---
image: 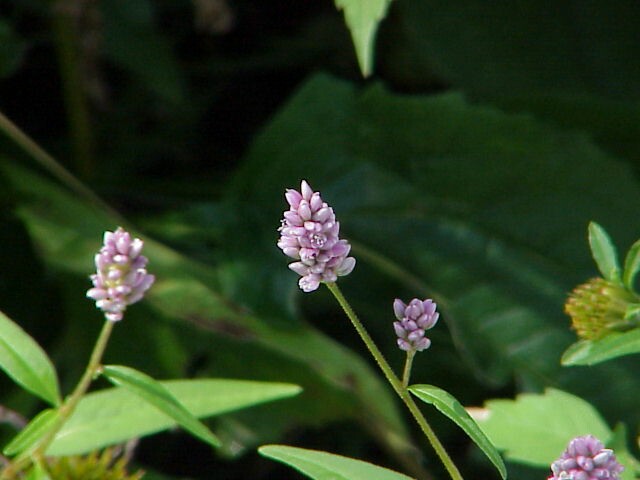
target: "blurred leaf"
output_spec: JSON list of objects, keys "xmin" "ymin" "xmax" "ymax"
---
[
  {"xmin": 101, "ymin": 365, "xmax": 220, "ymax": 448},
  {"xmin": 100, "ymin": 0, "xmax": 185, "ymax": 103},
  {"xmin": 3, "ymin": 408, "xmax": 58, "ymax": 456},
  {"xmin": 623, "ymin": 239, "xmax": 640, "ymax": 291},
  {"xmin": 588, "ymin": 222, "xmax": 621, "ymax": 283},
  {"xmin": 334, "ymin": 0, "xmax": 391, "ymax": 76},
  {"xmin": 0, "ymin": 20, "xmax": 26, "ymax": 78},
  {"xmin": 561, "ymin": 329, "xmax": 640, "ymax": 366},
  {"xmin": 408, "ymin": 384, "xmax": 506, "ymax": 479},
  {"xmin": 48, "ymin": 379, "xmax": 301, "ymax": 456},
  {"xmin": 0, "ymin": 310, "xmax": 61, "ymax": 406},
  {"xmin": 476, "ymin": 389, "xmax": 611, "ymax": 466},
  {"xmin": 1, "ymin": 161, "xmax": 414, "ymax": 467},
  {"xmin": 227, "ymin": 73, "xmax": 640, "ymax": 428},
  {"xmin": 382, "ymin": 0, "xmax": 640, "ymax": 100},
  {"xmin": 609, "ymin": 424, "xmax": 640, "ymax": 480},
  {"xmin": 25, "ymin": 462, "xmax": 51, "ymax": 480},
  {"xmin": 259, "ymin": 445, "xmax": 413, "ymax": 480}
]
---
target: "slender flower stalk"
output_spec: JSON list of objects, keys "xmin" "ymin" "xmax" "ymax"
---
[
  {"xmin": 326, "ymin": 283, "xmax": 464, "ymax": 480},
  {"xmin": 1, "ymin": 228, "xmax": 154, "ymax": 479},
  {"xmin": 401, "ymin": 349, "xmax": 416, "ymax": 389}
]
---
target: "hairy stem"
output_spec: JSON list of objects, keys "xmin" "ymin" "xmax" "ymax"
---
[{"xmin": 326, "ymin": 282, "xmax": 463, "ymax": 480}]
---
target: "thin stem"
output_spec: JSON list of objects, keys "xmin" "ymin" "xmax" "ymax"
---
[
  {"xmin": 51, "ymin": 1, "xmax": 95, "ymax": 179},
  {"xmin": 326, "ymin": 282, "xmax": 463, "ymax": 480},
  {"xmin": 0, "ymin": 110, "xmax": 123, "ymax": 222},
  {"xmin": 402, "ymin": 350, "xmax": 416, "ymax": 389},
  {"xmin": 1, "ymin": 320, "xmax": 115, "ymax": 478}
]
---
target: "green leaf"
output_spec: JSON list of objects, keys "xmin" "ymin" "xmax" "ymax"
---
[
  {"xmin": 2, "ymin": 161, "xmax": 413, "ymax": 468},
  {"xmin": 623, "ymin": 239, "xmax": 640, "ymax": 291},
  {"xmin": 48, "ymin": 379, "xmax": 301, "ymax": 456},
  {"xmin": 588, "ymin": 222, "xmax": 621, "ymax": 282},
  {"xmin": 624, "ymin": 304, "xmax": 640, "ymax": 321},
  {"xmin": 25, "ymin": 462, "xmax": 51, "ymax": 480},
  {"xmin": 101, "ymin": 365, "xmax": 220, "ymax": 448},
  {"xmin": 0, "ymin": 310, "xmax": 61, "ymax": 406},
  {"xmin": 609, "ymin": 424, "xmax": 640, "ymax": 480},
  {"xmin": 258, "ymin": 445, "xmax": 413, "ymax": 480},
  {"xmin": 3, "ymin": 408, "xmax": 59, "ymax": 456},
  {"xmin": 561, "ymin": 329, "xmax": 640, "ymax": 366},
  {"xmin": 408, "ymin": 384, "xmax": 506, "ymax": 479},
  {"xmin": 334, "ymin": 0, "xmax": 391, "ymax": 76},
  {"xmin": 0, "ymin": 20, "xmax": 26, "ymax": 78},
  {"xmin": 476, "ymin": 388, "xmax": 611, "ymax": 466}
]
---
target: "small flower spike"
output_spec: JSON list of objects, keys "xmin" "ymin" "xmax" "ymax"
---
[
  {"xmin": 393, "ymin": 298, "xmax": 439, "ymax": 352},
  {"xmin": 549, "ymin": 435, "xmax": 624, "ymax": 480},
  {"xmin": 277, "ymin": 180, "xmax": 355, "ymax": 292},
  {"xmin": 87, "ymin": 227, "xmax": 155, "ymax": 321}
]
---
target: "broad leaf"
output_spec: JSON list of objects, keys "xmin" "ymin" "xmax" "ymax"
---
[
  {"xmin": 2, "ymin": 161, "xmax": 413, "ymax": 469},
  {"xmin": 47, "ymin": 379, "xmax": 301, "ymax": 456},
  {"xmin": 334, "ymin": 0, "xmax": 391, "ymax": 76},
  {"xmin": 0, "ymin": 310, "xmax": 60, "ymax": 406},
  {"xmin": 588, "ymin": 222, "xmax": 621, "ymax": 283},
  {"xmin": 259, "ymin": 445, "xmax": 413, "ymax": 480},
  {"xmin": 476, "ymin": 389, "xmax": 611, "ymax": 466},
  {"xmin": 623, "ymin": 239, "xmax": 640, "ymax": 291},
  {"xmin": 561, "ymin": 329, "xmax": 640, "ymax": 366},
  {"xmin": 101, "ymin": 365, "xmax": 220, "ymax": 448},
  {"xmin": 609, "ymin": 424, "xmax": 640, "ymax": 480},
  {"xmin": 3, "ymin": 408, "xmax": 59, "ymax": 456},
  {"xmin": 408, "ymin": 384, "xmax": 506, "ymax": 479},
  {"xmin": 228, "ymin": 73, "xmax": 640, "ymax": 427}
]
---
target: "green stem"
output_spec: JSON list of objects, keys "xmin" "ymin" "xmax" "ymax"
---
[
  {"xmin": 402, "ymin": 350, "xmax": 416, "ymax": 389},
  {"xmin": 51, "ymin": 1, "xmax": 95, "ymax": 179},
  {"xmin": 1, "ymin": 320, "xmax": 115, "ymax": 478},
  {"xmin": 326, "ymin": 282, "xmax": 463, "ymax": 480},
  {"xmin": 0, "ymin": 110, "xmax": 123, "ymax": 222}
]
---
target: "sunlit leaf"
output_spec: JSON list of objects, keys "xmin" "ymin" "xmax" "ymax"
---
[
  {"xmin": 3, "ymin": 408, "xmax": 59, "ymax": 456},
  {"xmin": 408, "ymin": 384, "xmax": 506, "ymax": 479},
  {"xmin": 259, "ymin": 445, "xmax": 413, "ymax": 480},
  {"xmin": 0, "ymin": 310, "xmax": 60, "ymax": 406},
  {"xmin": 561, "ymin": 329, "xmax": 640, "ymax": 366},
  {"xmin": 476, "ymin": 389, "xmax": 611, "ymax": 466},
  {"xmin": 101, "ymin": 365, "xmax": 220, "ymax": 448},
  {"xmin": 48, "ymin": 379, "xmax": 301, "ymax": 456}
]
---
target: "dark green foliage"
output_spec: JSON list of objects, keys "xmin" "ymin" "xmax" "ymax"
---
[{"xmin": 0, "ymin": 1, "xmax": 639, "ymax": 479}]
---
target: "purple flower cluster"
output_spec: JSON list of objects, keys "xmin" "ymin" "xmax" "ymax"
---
[
  {"xmin": 549, "ymin": 435, "xmax": 624, "ymax": 480},
  {"xmin": 277, "ymin": 180, "xmax": 355, "ymax": 292},
  {"xmin": 87, "ymin": 227, "xmax": 155, "ymax": 322},
  {"xmin": 393, "ymin": 298, "xmax": 439, "ymax": 352}
]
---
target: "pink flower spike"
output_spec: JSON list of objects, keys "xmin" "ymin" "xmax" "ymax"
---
[
  {"xmin": 277, "ymin": 180, "xmax": 355, "ymax": 292},
  {"xmin": 393, "ymin": 298, "xmax": 439, "ymax": 352},
  {"xmin": 87, "ymin": 227, "xmax": 155, "ymax": 322},
  {"xmin": 549, "ymin": 435, "xmax": 623, "ymax": 480}
]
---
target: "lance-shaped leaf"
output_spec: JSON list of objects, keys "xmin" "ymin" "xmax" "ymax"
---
[
  {"xmin": 48, "ymin": 378, "xmax": 301, "ymax": 456},
  {"xmin": 0, "ymin": 310, "xmax": 61, "ymax": 406},
  {"xmin": 623, "ymin": 239, "xmax": 640, "ymax": 291},
  {"xmin": 101, "ymin": 365, "xmax": 220, "ymax": 448},
  {"xmin": 475, "ymin": 388, "xmax": 611, "ymax": 466},
  {"xmin": 334, "ymin": 0, "xmax": 391, "ymax": 76},
  {"xmin": 588, "ymin": 222, "xmax": 621, "ymax": 283},
  {"xmin": 408, "ymin": 384, "xmax": 506, "ymax": 479},
  {"xmin": 3, "ymin": 408, "xmax": 59, "ymax": 456},
  {"xmin": 561, "ymin": 329, "xmax": 640, "ymax": 366},
  {"xmin": 259, "ymin": 445, "xmax": 413, "ymax": 480}
]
